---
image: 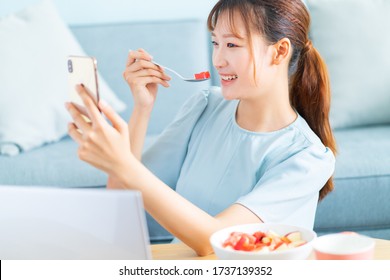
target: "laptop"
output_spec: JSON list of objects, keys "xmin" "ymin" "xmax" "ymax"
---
[{"xmin": 0, "ymin": 186, "xmax": 152, "ymax": 260}]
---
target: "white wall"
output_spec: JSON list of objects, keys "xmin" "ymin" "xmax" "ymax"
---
[{"xmin": 0, "ymin": 0, "xmax": 218, "ymax": 25}]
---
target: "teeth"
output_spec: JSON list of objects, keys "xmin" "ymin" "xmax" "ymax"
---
[{"xmin": 221, "ymin": 75, "xmax": 238, "ymax": 81}]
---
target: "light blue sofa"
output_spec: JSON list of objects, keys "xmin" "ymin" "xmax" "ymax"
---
[{"xmin": 1, "ymin": 17, "xmax": 390, "ymax": 242}]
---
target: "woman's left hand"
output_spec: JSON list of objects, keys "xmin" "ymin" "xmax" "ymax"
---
[{"xmin": 65, "ymin": 84, "xmax": 134, "ymax": 179}]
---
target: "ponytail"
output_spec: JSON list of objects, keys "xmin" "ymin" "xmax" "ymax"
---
[{"xmin": 290, "ymin": 40, "xmax": 337, "ymax": 200}]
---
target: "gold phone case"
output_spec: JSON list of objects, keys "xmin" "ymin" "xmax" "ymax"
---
[{"xmin": 67, "ymin": 55, "xmax": 100, "ymax": 109}]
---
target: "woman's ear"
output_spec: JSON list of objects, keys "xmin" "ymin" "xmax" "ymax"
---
[{"xmin": 272, "ymin": 38, "xmax": 291, "ymax": 65}]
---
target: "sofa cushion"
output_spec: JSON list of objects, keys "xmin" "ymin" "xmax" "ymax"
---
[
  {"xmin": 0, "ymin": 136, "xmax": 107, "ymax": 187},
  {"xmin": 0, "ymin": 0, "xmax": 126, "ymax": 156},
  {"xmin": 307, "ymin": 0, "xmax": 390, "ymax": 129},
  {"xmin": 0, "ymin": 134, "xmax": 159, "ymax": 186},
  {"xmin": 314, "ymin": 126, "xmax": 390, "ymax": 239}
]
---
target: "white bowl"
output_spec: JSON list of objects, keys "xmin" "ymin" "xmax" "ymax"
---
[{"xmin": 210, "ymin": 223, "xmax": 317, "ymax": 260}]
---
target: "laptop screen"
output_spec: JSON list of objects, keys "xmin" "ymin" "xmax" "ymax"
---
[{"xmin": 0, "ymin": 186, "xmax": 151, "ymax": 260}]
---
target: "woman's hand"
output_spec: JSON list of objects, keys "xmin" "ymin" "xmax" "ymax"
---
[
  {"xmin": 66, "ymin": 84, "xmax": 135, "ymax": 179},
  {"xmin": 123, "ymin": 49, "xmax": 171, "ymax": 111}
]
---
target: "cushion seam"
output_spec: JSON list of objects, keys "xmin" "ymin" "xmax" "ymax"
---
[{"xmin": 335, "ymin": 174, "xmax": 390, "ymax": 180}]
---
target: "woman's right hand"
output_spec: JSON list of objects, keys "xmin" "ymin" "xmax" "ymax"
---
[{"xmin": 123, "ymin": 49, "xmax": 171, "ymax": 111}]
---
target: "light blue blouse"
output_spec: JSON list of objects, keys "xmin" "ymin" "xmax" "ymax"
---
[{"xmin": 142, "ymin": 87, "xmax": 335, "ymax": 229}]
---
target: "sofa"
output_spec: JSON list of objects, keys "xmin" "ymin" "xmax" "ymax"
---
[{"xmin": 1, "ymin": 0, "xmax": 390, "ymax": 243}]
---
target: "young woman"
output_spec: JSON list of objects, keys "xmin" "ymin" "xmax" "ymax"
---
[{"xmin": 66, "ymin": 0, "xmax": 336, "ymax": 256}]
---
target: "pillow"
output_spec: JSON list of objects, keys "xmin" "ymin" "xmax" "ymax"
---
[
  {"xmin": 307, "ymin": 0, "xmax": 390, "ymax": 129},
  {"xmin": 0, "ymin": 0, "xmax": 126, "ymax": 156}
]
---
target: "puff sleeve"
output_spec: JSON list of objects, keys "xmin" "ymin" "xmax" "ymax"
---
[{"xmin": 236, "ymin": 144, "xmax": 335, "ymax": 229}]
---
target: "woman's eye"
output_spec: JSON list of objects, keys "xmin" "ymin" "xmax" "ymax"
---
[
  {"xmin": 227, "ymin": 43, "xmax": 237, "ymax": 48},
  {"xmin": 211, "ymin": 40, "xmax": 218, "ymax": 46}
]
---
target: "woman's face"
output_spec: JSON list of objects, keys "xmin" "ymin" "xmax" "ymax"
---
[{"xmin": 211, "ymin": 11, "xmax": 274, "ymax": 101}]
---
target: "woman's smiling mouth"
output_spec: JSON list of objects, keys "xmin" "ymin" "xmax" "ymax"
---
[{"xmin": 220, "ymin": 74, "xmax": 238, "ymax": 81}]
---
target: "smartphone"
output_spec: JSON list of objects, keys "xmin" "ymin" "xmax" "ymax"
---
[{"xmin": 67, "ymin": 55, "xmax": 100, "ymax": 113}]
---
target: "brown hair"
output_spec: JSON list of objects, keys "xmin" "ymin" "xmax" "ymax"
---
[{"xmin": 207, "ymin": 0, "xmax": 337, "ymax": 200}]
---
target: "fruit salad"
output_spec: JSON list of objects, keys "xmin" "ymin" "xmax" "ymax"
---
[
  {"xmin": 222, "ymin": 230, "xmax": 307, "ymax": 252},
  {"xmin": 194, "ymin": 71, "xmax": 210, "ymax": 80}
]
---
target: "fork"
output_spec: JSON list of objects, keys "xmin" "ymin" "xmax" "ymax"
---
[{"xmin": 152, "ymin": 61, "xmax": 210, "ymax": 82}]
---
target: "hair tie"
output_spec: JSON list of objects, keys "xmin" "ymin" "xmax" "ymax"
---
[{"xmin": 301, "ymin": 40, "xmax": 312, "ymax": 55}]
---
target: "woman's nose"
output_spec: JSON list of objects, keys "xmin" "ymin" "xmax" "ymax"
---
[{"xmin": 213, "ymin": 50, "xmax": 228, "ymax": 69}]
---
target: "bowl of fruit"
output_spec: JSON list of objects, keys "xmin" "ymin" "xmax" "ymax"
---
[{"xmin": 210, "ymin": 223, "xmax": 317, "ymax": 260}]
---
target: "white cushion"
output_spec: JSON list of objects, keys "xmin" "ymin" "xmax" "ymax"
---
[
  {"xmin": 307, "ymin": 0, "xmax": 390, "ymax": 129},
  {"xmin": 0, "ymin": 0, "xmax": 126, "ymax": 156}
]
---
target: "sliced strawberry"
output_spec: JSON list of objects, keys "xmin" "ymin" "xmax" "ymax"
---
[
  {"xmin": 222, "ymin": 232, "xmax": 243, "ymax": 247},
  {"xmin": 194, "ymin": 71, "xmax": 210, "ymax": 80},
  {"xmin": 253, "ymin": 231, "xmax": 266, "ymax": 243},
  {"xmin": 194, "ymin": 72, "xmax": 203, "ymax": 79},
  {"xmin": 234, "ymin": 234, "xmax": 256, "ymax": 251}
]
